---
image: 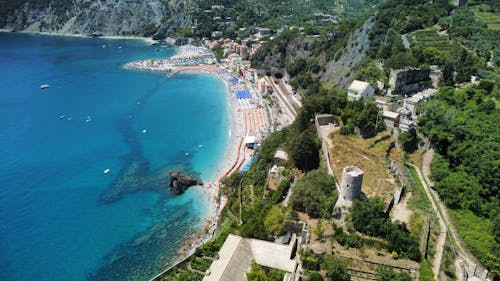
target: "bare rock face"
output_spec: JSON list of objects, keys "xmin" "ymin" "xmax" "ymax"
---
[
  {"xmin": 168, "ymin": 172, "xmax": 202, "ymax": 195},
  {"xmin": 1, "ymin": 0, "xmax": 194, "ymax": 37}
]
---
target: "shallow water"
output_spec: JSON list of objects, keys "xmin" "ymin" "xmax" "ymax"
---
[{"xmin": 0, "ymin": 33, "xmax": 229, "ymax": 281}]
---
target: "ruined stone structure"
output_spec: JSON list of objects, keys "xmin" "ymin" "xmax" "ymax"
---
[
  {"xmin": 387, "ymin": 69, "xmax": 432, "ymax": 96},
  {"xmin": 335, "ymin": 166, "xmax": 364, "ymax": 209}
]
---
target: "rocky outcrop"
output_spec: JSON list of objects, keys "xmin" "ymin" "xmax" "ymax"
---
[
  {"xmin": 168, "ymin": 172, "xmax": 202, "ymax": 195},
  {"xmin": 0, "ymin": 0, "xmax": 194, "ymax": 37},
  {"xmin": 321, "ymin": 16, "xmax": 375, "ymax": 88}
]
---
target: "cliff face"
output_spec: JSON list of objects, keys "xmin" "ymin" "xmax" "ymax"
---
[{"xmin": 1, "ymin": 0, "xmax": 194, "ymax": 37}]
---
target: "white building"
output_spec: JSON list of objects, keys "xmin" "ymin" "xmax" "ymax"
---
[
  {"xmin": 347, "ymin": 80, "xmax": 375, "ymax": 101},
  {"xmin": 203, "ymin": 234, "xmax": 298, "ymax": 281}
]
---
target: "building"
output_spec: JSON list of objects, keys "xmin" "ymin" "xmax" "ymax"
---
[
  {"xmin": 245, "ymin": 136, "xmax": 256, "ymax": 149},
  {"xmin": 315, "ymin": 114, "xmax": 336, "ymax": 127},
  {"xmin": 274, "ymin": 149, "xmax": 289, "ymax": 165},
  {"xmin": 382, "ymin": 111, "xmax": 400, "ymax": 128},
  {"xmin": 387, "ymin": 69, "xmax": 432, "ymax": 96},
  {"xmin": 314, "ymin": 13, "xmax": 339, "ymax": 25},
  {"xmin": 335, "ymin": 166, "xmax": 364, "ymax": 209},
  {"xmin": 347, "ymin": 80, "xmax": 375, "ymax": 101},
  {"xmin": 203, "ymin": 234, "xmax": 299, "ymax": 281},
  {"xmin": 405, "ymin": 88, "xmax": 436, "ymax": 117},
  {"xmin": 211, "ymin": 31, "xmax": 223, "ymax": 39}
]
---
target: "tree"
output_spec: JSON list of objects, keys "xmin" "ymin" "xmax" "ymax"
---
[
  {"xmin": 264, "ymin": 205, "xmax": 286, "ymax": 236},
  {"xmin": 307, "ymin": 271, "xmax": 325, "ymax": 281},
  {"xmin": 321, "ymin": 257, "xmax": 350, "ymax": 281},
  {"xmin": 289, "ymin": 128, "xmax": 320, "ymax": 172},
  {"xmin": 290, "ymin": 169, "xmax": 336, "ymax": 218},
  {"xmin": 247, "ymin": 261, "xmax": 267, "ymax": 281},
  {"xmin": 398, "ymin": 130, "xmax": 417, "ymax": 152}
]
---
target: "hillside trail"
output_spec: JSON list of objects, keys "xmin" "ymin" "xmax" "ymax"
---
[{"xmin": 420, "ymin": 149, "xmax": 488, "ymax": 281}]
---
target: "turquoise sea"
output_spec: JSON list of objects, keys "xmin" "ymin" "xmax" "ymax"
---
[{"xmin": 0, "ymin": 33, "xmax": 229, "ymax": 281}]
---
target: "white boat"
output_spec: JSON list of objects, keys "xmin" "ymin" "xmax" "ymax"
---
[
  {"xmin": 85, "ymin": 116, "xmax": 92, "ymax": 122},
  {"xmin": 40, "ymin": 84, "xmax": 50, "ymax": 89},
  {"xmin": 104, "ymin": 169, "xmax": 110, "ymax": 174},
  {"xmin": 142, "ymin": 129, "xmax": 148, "ymax": 134}
]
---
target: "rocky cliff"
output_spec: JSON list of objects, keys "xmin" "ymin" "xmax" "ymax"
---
[{"xmin": 0, "ymin": 0, "xmax": 194, "ymax": 37}]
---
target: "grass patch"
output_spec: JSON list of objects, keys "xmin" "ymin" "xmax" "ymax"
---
[
  {"xmin": 419, "ymin": 259, "xmax": 436, "ymax": 281},
  {"xmin": 406, "ymin": 166, "xmax": 433, "ymax": 244},
  {"xmin": 470, "ymin": 4, "xmax": 500, "ymax": 30},
  {"xmin": 410, "ymin": 28, "xmax": 455, "ymax": 51},
  {"xmin": 328, "ymin": 131, "xmax": 398, "ymax": 202}
]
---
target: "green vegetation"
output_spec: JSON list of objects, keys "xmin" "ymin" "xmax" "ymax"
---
[
  {"xmin": 349, "ymin": 198, "xmax": 421, "ymax": 261},
  {"xmin": 301, "ymin": 251, "xmax": 350, "ymax": 281},
  {"xmin": 419, "ymin": 82, "xmax": 499, "ymax": 277},
  {"xmin": 419, "ymin": 259, "xmax": 436, "ymax": 281},
  {"xmin": 290, "ymin": 169, "xmax": 337, "ymax": 218},
  {"xmin": 376, "ymin": 266, "xmax": 411, "ymax": 281},
  {"xmin": 247, "ymin": 261, "xmax": 285, "ymax": 281}
]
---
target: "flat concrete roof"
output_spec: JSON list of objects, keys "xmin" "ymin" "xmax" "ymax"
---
[
  {"xmin": 203, "ymin": 234, "xmax": 297, "ymax": 281},
  {"xmin": 383, "ymin": 110, "xmax": 400, "ymax": 119},
  {"xmin": 348, "ymin": 80, "xmax": 371, "ymax": 93}
]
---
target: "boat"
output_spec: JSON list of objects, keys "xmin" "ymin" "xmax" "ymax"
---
[
  {"xmin": 85, "ymin": 116, "xmax": 92, "ymax": 122},
  {"xmin": 185, "ymin": 152, "xmax": 189, "ymax": 156},
  {"xmin": 66, "ymin": 117, "xmax": 73, "ymax": 121},
  {"xmin": 104, "ymin": 169, "xmax": 110, "ymax": 174},
  {"xmin": 142, "ymin": 129, "xmax": 148, "ymax": 134},
  {"xmin": 59, "ymin": 115, "xmax": 66, "ymax": 119},
  {"xmin": 40, "ymin": 84, "xmax": 49, "ymax": 89}
]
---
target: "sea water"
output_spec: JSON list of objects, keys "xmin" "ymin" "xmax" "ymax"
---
[{"xmin": 0, "ymin": 33, "xmax": 229, "ymax": 281}]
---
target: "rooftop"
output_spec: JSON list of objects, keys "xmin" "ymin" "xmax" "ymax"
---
[
  {"xmin": 348, "ymin": 80, "xmax": 371, "ymax": 93},
  {"xmin": 274, "ymin": 149, "xmax": 289, "ymax": 161},
  {"xmin": 203, "ymin": 234, "xmax": 297, "ymax": 281}
]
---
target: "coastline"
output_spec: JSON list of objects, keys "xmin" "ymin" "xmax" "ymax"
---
[
  {"xmin": 159, "ymin": 65, "xmax": 246, "ymax": 271},
  {"xmin": 0, "ymin": 29, "xmax": 158, "ymax": 45}
]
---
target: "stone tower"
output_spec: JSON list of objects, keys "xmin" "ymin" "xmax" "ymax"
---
[{"xmin": 335, "ymin": 166, "xmax": 364, "ymax": 209}]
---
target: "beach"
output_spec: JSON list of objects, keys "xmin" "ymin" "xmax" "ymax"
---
[
  {"xmin": 0, "ymin": 33, "xmax": 232, "ymax": 281},
  {"xmin": 133, "ymin": 46, "xmax": 272, "ymax": 275},
  {"xmin": 159, "ymin": 63, "xmax": 270, "ymax": 271}
]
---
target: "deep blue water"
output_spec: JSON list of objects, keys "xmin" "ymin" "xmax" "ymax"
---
[{"xmin": 0, "ymin": 33, "xmax": 229, "ymax": 281}]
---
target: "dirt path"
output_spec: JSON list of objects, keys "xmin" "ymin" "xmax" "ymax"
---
[
  {"xmin": 410, "ymin": 161, "xmax": 448, "ymax": 279},
  {"xmin": 418, "ymin": 149, "xmax": 488, "ymax": 280}
]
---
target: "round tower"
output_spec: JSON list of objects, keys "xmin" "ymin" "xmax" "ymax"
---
[{"xmin": 335, "ymin": 166, "xmax": 364, "ymax": 210}]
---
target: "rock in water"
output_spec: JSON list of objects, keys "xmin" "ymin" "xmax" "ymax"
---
[{"xmin": 168, "ymin": 172, "xmax": 202, "ymax": 195}]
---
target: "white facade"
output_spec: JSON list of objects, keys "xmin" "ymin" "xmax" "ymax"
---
[{"xmin": 347, "ymin": 80, "xmax": 375, "ymax": 101}]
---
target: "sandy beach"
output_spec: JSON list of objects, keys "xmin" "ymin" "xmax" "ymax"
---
[{"xmin": 153, "ymin": 63, "xmax": 271, "ymax": 275}]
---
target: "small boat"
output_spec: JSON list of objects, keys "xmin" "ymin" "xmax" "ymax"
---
[
  {"xmin": 185, "ymin": 152, "xmax": 189, "ymax": 156},
  {"xmin": 118, "ymin": 46, "xmax": 122, "ymax": 49},
  {"xmin": 142, "ymin": 129, "xmax": 148, "ymax": 134},
  {"xmin": 85, "ymin": 116, "xmax": 92, "ymax": 122},
  {"xmin": 104, "ymin": 169, "xmax": 110, "ymax": 174},
  {"xmin": 66, "ymin": 117, "xmax": 73, "ymax": 121},
  {"xmin": 40, "ymin": 84, "xmax": 50, "ymax": 89},
  {"xmin": 198, "ymin": 144, "xmax": 203, "ymax": 148},
  {"xmin": 59, "ymin": 115, "xmax": 66, "ymax": 119}
]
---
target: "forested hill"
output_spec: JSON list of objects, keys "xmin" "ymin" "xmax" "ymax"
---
[{"xmin": 0, "ymin": 0, "xmax": 382, "ymax": 37}]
